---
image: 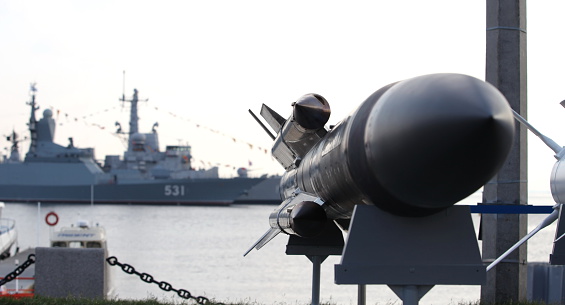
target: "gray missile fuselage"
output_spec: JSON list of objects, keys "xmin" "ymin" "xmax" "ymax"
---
[
  {"xmin": 279, "ymin": 74, "xmax": 515, "ymax": 219},
  {"xmin": 245, "ymin": 73, "xmax": 515, "ymax": 255},
  {"xmin": 551, "ymin": 159, "xmax": 565, "ymax": 205}
]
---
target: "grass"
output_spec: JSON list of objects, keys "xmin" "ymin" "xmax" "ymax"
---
[
  {"xmin": 0, "ymin": 297, "xmax": 556, "ymax": 305},
  {"xmin": 0, "ymin": 296, "xmax": 198, "ymax": 305}
]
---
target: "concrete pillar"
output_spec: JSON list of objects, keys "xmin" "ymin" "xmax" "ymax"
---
[
  {"xmin": 35, "ymin": 247, "xmax": 108, "ymax": 299},
  {"xmin": 481, "ymin": 0, "xmax": 528, "ymax": 303}
]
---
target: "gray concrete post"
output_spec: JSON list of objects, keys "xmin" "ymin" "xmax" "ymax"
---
[
  {"xmin": 34, "ymin": 247, "xmax": 107, "ymax": 299},
  {"xmin": 481, "ymin": 0, "xmax": 528, "ymax": 303}
]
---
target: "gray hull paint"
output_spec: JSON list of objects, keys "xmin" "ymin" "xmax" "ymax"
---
[
  {"xmin": 1, "ymin": 87, "xmax": 282, "ymax": 206},
  {"xmin": 0, "ymin": 178, "xmax": 277, "ymax": 205},
  {"xmin": 234, "ymin": 176, "xmax": 281, "ymax": 204}
]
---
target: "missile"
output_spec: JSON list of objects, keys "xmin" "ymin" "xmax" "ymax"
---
[
  {"xmin": 484, "ymin": 107, "xmax": 565, "ymax": 270},
  {"xmin": 510, "ymin": 108, "xmax": 565, "ymax": 204},
  {"xmin": 245, "ymin": 73, "xmax": 515, "ymax": 256}
]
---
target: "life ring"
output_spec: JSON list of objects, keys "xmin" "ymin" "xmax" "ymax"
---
[{"xmin": 45, "ymin": 212, "xmax": 59, "ymax": 226}]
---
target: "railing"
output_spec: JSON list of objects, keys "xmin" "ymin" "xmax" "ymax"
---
[
  {"xmin": 0, "ymin": 287, "xmax": 34, "ymax": 298},
  {"xmin": 0, "ymin": 219, "xmax": 15, "ymax": 234},
  {"xmin": 0, "ymin": 277, "xmax": 34, "ymax": 298}
]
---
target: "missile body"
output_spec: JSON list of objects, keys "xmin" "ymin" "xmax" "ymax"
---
[
  {"xmin": 245, "ymin": 73, "xmax": 515, "ymax": 255},
  {"xmin": 551, "ymin": 159, "xmax": 565, "ymax": 205}
]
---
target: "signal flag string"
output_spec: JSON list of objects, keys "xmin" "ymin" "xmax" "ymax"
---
[
  {"xmin": 41, "ymin": 105, "xmax": 274, "ymax": 172},
  {"xmin": 48, "ymin": 104, "xmax": 271, "ymax": 155}
]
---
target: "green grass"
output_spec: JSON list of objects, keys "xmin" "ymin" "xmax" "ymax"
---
[
  {"xmin": 0, "ymin": 296, "xmax": 205, "ymax": 305},
  {"xmin": 0, "ymin": 297, "xmax": 556, "ymax": 305}
]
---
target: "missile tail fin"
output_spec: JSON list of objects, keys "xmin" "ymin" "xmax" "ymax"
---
[
  {"xmin": 243, "ymin": 228, "xmax": 281, "ymax": 256},
  {"xmin": 512, "ymin": 109, "xmax": 562, "ymax": 156},
  {"xmin": 260, "ymin": 104, "xmax": 286, "ymax": 133},
  {"xmin": 487, "ymin": 208, "xmax": 560, "ymax": 271},
  {"xmin": 249, "ymin": 109, "xmax": 275, "ymax": 140}
]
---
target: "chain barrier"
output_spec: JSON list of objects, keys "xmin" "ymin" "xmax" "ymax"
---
[
  {"xmin": 0, "ymin": 254, "xmax": 36, "ymax": 287},
  {"xmin": 107, "ymin": 256, "xmax": 224, "ymax": 305}
]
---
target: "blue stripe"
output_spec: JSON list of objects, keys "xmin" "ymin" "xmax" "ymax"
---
[{"xmin": 468, "ymin": 205, "xmax": 554, "ymax": 214}]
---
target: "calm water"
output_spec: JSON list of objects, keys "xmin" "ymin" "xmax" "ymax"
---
[{"xmin": 1, "ymin": 192, "xmax": 559, "ymax": 305}]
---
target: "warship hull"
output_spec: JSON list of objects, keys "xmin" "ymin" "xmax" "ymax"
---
[
  {"xmin": 0, "ymin": 85, "xmax": 281, "ymax": 206},
  {"xmin": 0, "ymin": 177, "xmax": 280, "ymax": 205}
]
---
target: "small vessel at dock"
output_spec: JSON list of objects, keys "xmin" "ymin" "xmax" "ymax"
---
[
  {"xmin": 47, "ymin": 214, "xmax": 114, "ymax": 298},
  {"xmin": 0, "ymin": 203, "xmax": 17, "ymax": 260},
  {"xmin": 50, "ymin": 220, "xmax": 107, "ymax": 250},
  {"xmin": 0, "ymin": 203, "xmax": 29, "ymax": 298},
  {"xmin": 0, "ymin": 248, "xmax": 34, "ymax": 298}
]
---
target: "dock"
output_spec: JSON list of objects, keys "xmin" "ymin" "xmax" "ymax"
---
[{"xmin": 0, "ymin": 248, "xmax": 35, "ymax": 296}]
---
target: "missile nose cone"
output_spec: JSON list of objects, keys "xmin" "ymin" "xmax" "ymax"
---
[
  {"xmin": 293, "ymin": 94, "xmax": 331, "ymax": 130},
  {"xmin": 366, "ymin": 73, "xmax": 515, "ymax": 213},
  {"xmin": 290, "ymin": 201, "xmax": 328, "ymax": 238}
]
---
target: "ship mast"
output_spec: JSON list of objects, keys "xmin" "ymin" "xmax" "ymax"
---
[
  {"xmin": 27, "ymin": 83, "xmax": 39, "ymax": 156},
  {"xmin": 6, "ymin": 130, "xmax": 22, "ymax": 162},
  {"xmin": 120, "ymin": 88, "xmax": 148, "ymax": 152},
  {"xmin": 118, "ymin": 72, "xmax": 149, "ymax": 152},
  {"xmin": 129, "ymin": 89, "xmax": 139, "ymax": 136}
]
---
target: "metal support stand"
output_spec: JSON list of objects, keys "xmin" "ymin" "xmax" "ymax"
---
[
  {"xmin": 286, "ymin": 221, "xmax": 344, "ymax": 305},
  {"xmin": 335, "ymin": 205, "xmax": 485, "ymax": 305},
  {"xmin": 388, "ymin": 285, "xmax": 434, "ymax": 305},
  {"xmin": 551, "ymin": 205, "xmax": 565, "ymax": 265},
  {"xmin": 358, "ymin": 284, "xmax": 366, "ymax": 305},
  {"xmin": 307, "ymin": 255, "xmax": 326, "ymax": 305}
]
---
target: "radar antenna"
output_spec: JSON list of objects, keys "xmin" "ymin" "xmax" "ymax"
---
[
  {"xmin": 5, "ymin": 129, "xmax": 27, "ymax": 162},
  {"xmin": 121, "ymin": 70, "xmax": 126, "ymax": 104},
  {"xmin": 26, "ymin": 83, "xmax": 39, "ymax": 156}
]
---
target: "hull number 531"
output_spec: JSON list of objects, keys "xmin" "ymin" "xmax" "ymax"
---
[{"xmin": 164, "ymin": 185, "xmax": 185, "ymax": 196}]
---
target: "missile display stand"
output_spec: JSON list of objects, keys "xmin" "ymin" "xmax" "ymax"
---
[
  {"xmin": 335, "ymin": 205, "xmax": 486, "ymax": 305},
  {"xmin": 285, "ymin": 221, "xmax": 344, "ymax": 305},
  {"xmin": 551, "ymin": 205, "xmax": 565, "ymax": 265}
]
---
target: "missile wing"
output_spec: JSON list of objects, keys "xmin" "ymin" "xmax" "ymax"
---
[
  {"xmin": 244, "ymin": 191, "xmax": 326, "ymax": 256},
  {"xmin": 245, "ymin": 73, "xmax": 515, "ymax": 255},
  {"xmin": 486, "ymin": 108, "xmax": 565, "ymax": 269}
]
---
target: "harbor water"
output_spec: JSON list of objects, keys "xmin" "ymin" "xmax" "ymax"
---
[{"xmin": 1, "ymin": 192, "xmax": 559, "ymax": 305}]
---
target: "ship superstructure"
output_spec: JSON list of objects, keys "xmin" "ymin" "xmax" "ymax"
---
[{"xmin": 0, "ymin": 85, "xmax": 279, "ymax": 205}]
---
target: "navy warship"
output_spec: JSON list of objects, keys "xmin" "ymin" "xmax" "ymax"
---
[{"xmin": 0, "ymin": 85, "xmax": 280, "ymax": 205}]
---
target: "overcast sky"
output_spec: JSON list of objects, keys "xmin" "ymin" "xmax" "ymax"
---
[{"xmin": 1, "ymin": 0, "xmax": 564, "ymax": 198}]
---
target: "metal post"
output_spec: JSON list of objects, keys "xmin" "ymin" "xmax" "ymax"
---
[
  {"xmin": 358, "ymin": 284, "xmax": 366, "ymax": 305},
  {"xmin": 285, "ymin": 223, "xmax": 343, "ymax": 305},
  {"xmin": 36, "ymin": 202, "xmax": 41, "ymax": 247},
  {"xmin": 403, "ymin": 285, "xmax": 419, "ymax": 305},
  {"xmin": 14, "ymin": 259, "xmax": 19, "ymax": 293},
  {"xmin": 310, "ymin": 255, "xmax": 321, "ymax": 305}
]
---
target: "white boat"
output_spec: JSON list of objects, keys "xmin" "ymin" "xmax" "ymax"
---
[
  {"xmin": 50, "ymin": 220, "xmax": 107, "ymax": 250},
  {"xmin": 0, "ymin": 203, "xmax": 18, "ymax": 260},
  {"xmin": 49, "ymin": 217, "xmax": 113, "ymax": 297}
]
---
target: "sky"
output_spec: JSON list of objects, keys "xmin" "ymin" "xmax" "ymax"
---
[{"xmin": 1, "ymin": 0, "xmax": 565, "ymax": 198}]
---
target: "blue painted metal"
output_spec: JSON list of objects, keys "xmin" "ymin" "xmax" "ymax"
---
[{"xmin": 468, "ymin": 205, "xmax": 553, "ymax": 214}]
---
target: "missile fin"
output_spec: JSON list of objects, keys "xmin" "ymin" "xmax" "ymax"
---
[
  {"xmin": 243, "ymin": 228, "xmax": 281, "ymax": 256},
  {"xmin": 244, "ymin": 191, "xmax": 325, "ymax": 256},
  {"xmin": 260, "ymin": 104, "xmax": 286, "ymax": 133},
  {"xmin": 249, "ymin": 109, "xmax": 275, "ymax": 140},
  {"xmin": 512, "ymin": 109, "xmax": 563, "ymax": 157},
  {"xmin": 487, "ymin": 207, "xmax": 560, "ymax": 271}
]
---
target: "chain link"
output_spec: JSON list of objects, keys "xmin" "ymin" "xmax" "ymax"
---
[
  {"xmin": 107, "ymin": 256, "xmax": 224, "ymax": 305},
  {"xmin": 0, "ymin": 254, "xmax": 36, "ymax": 287}
]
